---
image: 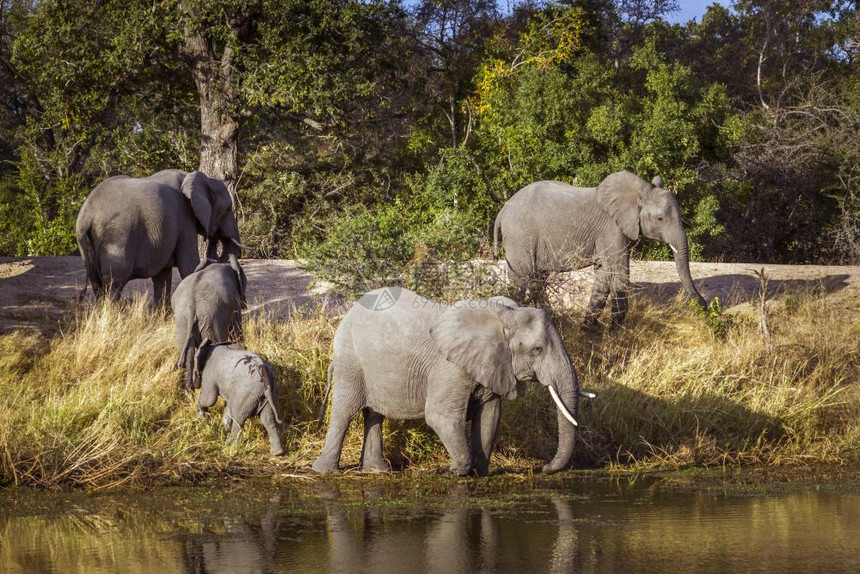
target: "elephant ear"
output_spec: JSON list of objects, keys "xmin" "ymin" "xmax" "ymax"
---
[
  {"xmin": 181, "ymin": 172, "xmax": 232, "ymax": 238},
  {"xmin": 429, "ymin": 307, "xmax": 517, "ymax": 399},
  {"xmin": 596, "ymin": 170, "xmax": 648, "ymax": 241}
]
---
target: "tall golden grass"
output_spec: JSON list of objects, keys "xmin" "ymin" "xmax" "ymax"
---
[{"xmin": 0, "ymin": 286, "xmax": 857, "ymax": 489}]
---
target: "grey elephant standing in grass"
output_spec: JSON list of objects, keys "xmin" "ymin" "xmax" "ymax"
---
[
  {"xmin": 312, "ymin": 287, "xmax": 584, "ymax": 476},
  {"xmin": 172, "ymin": 254, "xmax": 247, "ymax": 389},
  {"xmin": 75, "ymin": 169, "xmax": 245, "ymax": 306},
  {"xmin": 494, "ymin": 170, "xmax": 708, "ymax": 327},
  {"xmin": 194, "ymin": 339, "xmax": 285, "ymax": 456}
]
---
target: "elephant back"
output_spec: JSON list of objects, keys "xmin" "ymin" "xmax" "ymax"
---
[{"xmin": 500, "ymin": 181, "xmax": 603, "ymax": 270}]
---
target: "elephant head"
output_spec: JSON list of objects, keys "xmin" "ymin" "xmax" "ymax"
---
[
  {"xmin": 596, "ymin": 171, "xmax": 708, "ymax": 308},
  {"xmin": 181, "ymin": 171, "xmax": 244, "ymax": 261},
  {"xmin": 430, "ymin": 299, "xmax": 580, "ymax": 474}
]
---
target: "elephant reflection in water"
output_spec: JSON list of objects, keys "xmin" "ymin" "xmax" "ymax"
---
[
  {"xmin": 548, "ymin": 494, "xmax": 578, "ymax": 574},
  {"xmin": 325, "ymin": 505, "xmax": 499, "ymax": 574},
  {"xmin": 323, "ymin": 494, "xmax": 581, "ymax": 573},
  {"xmin": 175, "ymin": 492, "xmax": 584, "ymax": 572},
  {"xmin": 180, "ymin": 495, "xmax": 282, "ymax": 574}
]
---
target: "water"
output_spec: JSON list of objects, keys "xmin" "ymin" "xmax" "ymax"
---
[{"xmin": 2, "ymin": 478, "xmax": 859, "ymax": 573}]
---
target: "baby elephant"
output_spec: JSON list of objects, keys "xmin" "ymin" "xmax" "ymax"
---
[
  {"xmin": 173, "ymin": 253, "xmax": 247, "ymax": 389},
  {"xmin": 194, "ymin": 339, "xmax": 285, "ymax": 456}
]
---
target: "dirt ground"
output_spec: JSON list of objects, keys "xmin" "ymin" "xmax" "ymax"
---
[{"xmin": 1, "ymin": 256, "xmax": 858, "ymax": 334}]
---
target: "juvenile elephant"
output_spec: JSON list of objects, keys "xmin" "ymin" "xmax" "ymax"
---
[
  {"xmin": 194, "ymin": 339, "xmax": 285, "ymax": 456},
  {"xmin": 312, "ymin": 287, "xmax": 583, "ymax": 476},
  {"xmin": 172, "ymin": 254, "xmax": 247, "ymax": 389},
  {"xmin": 494, "ymin": 170, "xmax": 708, "ymax": 326},
  {"xmin": 75, "ymin": 169, "xmax": 245, "ymax": 306}
]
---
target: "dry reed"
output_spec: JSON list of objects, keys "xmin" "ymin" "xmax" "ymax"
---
[{"xmin": 0, "ymin": 286, "xmax": 857, "ymax": 489}]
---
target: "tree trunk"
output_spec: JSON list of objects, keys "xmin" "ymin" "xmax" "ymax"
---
[{"xmin": 180, "ymin": 3, "xmax": 246, "ymax": 200}]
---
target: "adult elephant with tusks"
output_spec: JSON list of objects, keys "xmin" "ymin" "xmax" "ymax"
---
[
  {"xmin": 494, "ymin": 170, "xmax": 708, "ymax": 327},
  {"xmin": 75, "ymin": 169, "xmax": 247, "ymax": 306},
  {"xmin": 313, "ymin": 288, "xmax": 594, "ymax": 476}
]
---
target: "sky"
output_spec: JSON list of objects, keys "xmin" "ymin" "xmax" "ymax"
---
[
  {"xmin": 665, "ymin": 1, "xmax": 726, "ymax": 24},
  {"xmin": 401, "ymin": 1, "xmax": 729, "ymax": 25}
]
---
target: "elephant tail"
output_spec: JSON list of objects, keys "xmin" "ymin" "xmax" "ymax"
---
[
  {"xmin": 77, "ymin": 226, "xmax": 103, "ymax": 301},
  {"xmin": 262, "ymin": 364, "xmax": 284, "ymax": 426},
  {"xmin": 178, "ymin": 323, "xmax": 200, "ymax": 389},
  {"xmin": 493, "ymin": 213, "xmax": 502, "ymax": 259},
  {"xmin": 317, "ymin": 363, "xmax": 333, "ymax": 428}
]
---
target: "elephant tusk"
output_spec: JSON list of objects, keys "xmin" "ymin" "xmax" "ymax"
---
[
  {"xmin": 229, "ymin": 237, "xmax": 252, "ymax": 250},
  {"xmin": 549, "ymin": 385, "xmax": 578, "ymax": 427},
  {"xmin": 668, "ymin": 243, "xmax": 679, "ymax": 254},
  {"xmin": 579, "ymin": 390, "xmax": 597, "ymax": 399}
]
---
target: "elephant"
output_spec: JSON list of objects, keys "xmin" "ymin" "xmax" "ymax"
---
[
  {"xmin": 172, "ymin": 254, "xmax": 247, "ymax": 390},
  {"xmin": 312, "ymin": 287, "xmax": 584, "ymax": 476},
  {"xmin": 194, "ymin": 339, "xmax": 285, "ymax": 456},
  {"xmin": 75, "ymin": 169, "xmax": 245, "ymax": 306},
  {"xmin": 493, "ymin": 170, "xmax": 708, "ymax": 327}
]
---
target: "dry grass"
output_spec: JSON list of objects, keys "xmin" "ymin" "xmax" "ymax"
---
[{"xmin": 0, "ymin": 286, "xmax": 857, "ymax": 490}]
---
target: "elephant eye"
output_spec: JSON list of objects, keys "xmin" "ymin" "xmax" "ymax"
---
[{"xmin": 531, "ymin": 346, "xmax": 543, "ymax": 356}]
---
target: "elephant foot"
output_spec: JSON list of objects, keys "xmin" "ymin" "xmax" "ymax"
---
[
  {"xmin": 472, "ymin": 461, "xmax": 490, "ymax": 477},
  {"xmin": 359, "ymin": 459, "xmax": 391, "ymax": 473},
  {"xmin": 312, "ymin": 457, "xmax": 339, "ymax": 474},
  {"xmin": 541, "ymin": 460, "xmax": 570, "ymax": 475},
  {"xmin": 270, "ymin": 445, "xmax": 286, "ymax": 456},
  {"xmin": 440, "ymin": 464, "xmax": 472, "ymax": 477}
]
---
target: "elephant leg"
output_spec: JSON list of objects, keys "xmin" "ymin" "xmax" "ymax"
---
[
  {"xmin": 470, "ymin": 397, "xmax": 501, "ymax": 477},
  {"xmin": 426, "ymin": 414, "xmax": 471, "ymax": 476},
  {"xmin": 504, "ymin": 254, "xmax": 535, "ymax": 303},
  {"xmin": 184, "ymin": 349, "xmax": 197, "ymax": 390},
  {"xmin": 104, "ymin": 278, "xmax": 127, "ymax": 302},
  {"xmin": 526, "ymin": 271, "xmax": 551, "ymax": 307},
  {"xmin": 359, "ymin": 408, "xmax": 389, "ymax": 472},
  {"xmin": 260, "ymin": 404, "xmax": 285, "ymax": 456},
  {"xmin": 609, "ymin": 256, "xmax": 631, "ymax": 328},
  {"xmin": 609, "ymin": 281, "xmax": 629, "ymax": 328},
  {"xmin": 152, "ymin": 267, "xmax": 173, "ymax": 308},
  {"xmin": 425, "ymin": 381, "xmax": 471, "ymax": 475},
  {"xmin": 226, "ymin": 417, "xmax": 244, "ymax": 444},
  {"xmin": 584, "ymin": 265, "xmax": 611, "ymax": 327},
  {"xmin": 197, "ymin": 384, "xmax": 219, "ymax": 417},
  {"xmin": 312, "ymin": 366, "xmax": 364, "ymax": 474},
  {"xmin": 507, "ymin": 266, "xmax": 529, "ymax": 302},
  {"xmin": 222, "ymin": 408, "xmax": 233, "ymax": 431},
  {"xmin": 179, "ymin": 332, "xmax": 199, "ymax": 390}
]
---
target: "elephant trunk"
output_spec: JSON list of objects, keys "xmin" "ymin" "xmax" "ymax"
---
[
  {"xmin": 668, "ymin": 230, "xmax": 707, "ymax": 309},
  {"xmin": 541, "ymin": 346, "xmax": 579, "ymax": 474}
]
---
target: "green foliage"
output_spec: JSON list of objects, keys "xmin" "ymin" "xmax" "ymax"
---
[
  {"xmin": 2, "ymin": 0, "xmax": 192, "ymax": 255},
  {"xmin": 0, "ymin": 0, "xmax": 856, "ymax": 267},
  {"xmin": 241, "ymin": 0, "xmax": 403, "ymax": 126},
  {"xmin": 301, "ymin": 202, "xmax": 412, "ymax": 294},
  {"xmin": 299, "ymin": 146, "xmax": 502, "ymax": 298},
  {"xmin": 693, "ymin": 296, "xmax": 732, "ymax": 339}
]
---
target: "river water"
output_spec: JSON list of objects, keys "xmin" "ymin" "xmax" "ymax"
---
[{"xmin": 2, "ymin": 477, "xmax": 859, "ymax": 573}]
